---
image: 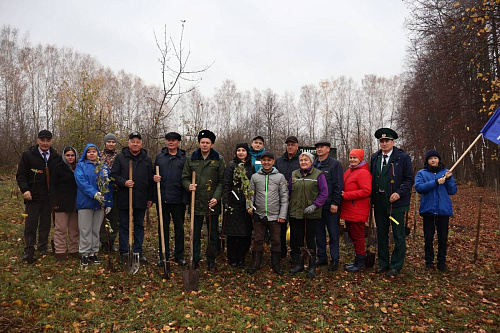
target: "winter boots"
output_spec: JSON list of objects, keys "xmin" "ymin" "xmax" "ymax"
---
[
  {"xmin": 290, "ymin": 257, "xmax": 305, "ymax": 274},
  {"xmin": 247, "ymin": 251, "xmax": 263, "ymax": 274},
  {"xmin": 306, "ymin": 255, "xmax": 317, "ymax": 278},
  {"xmin": 345, "ymin": 255, "xmax": 365, "ymax": 273},
  {"xmin": 271, "ymin": 252, "xmax": 283, "ymax": 275}
]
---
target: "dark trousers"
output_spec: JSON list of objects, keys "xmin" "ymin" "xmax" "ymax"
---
[
  {"xmin": 24, "ymin": 200, "xmax": 52, "ymax": 254},
  {"xmin": 193, "ymin": 214, "xmax": 219, "ymax": 264},
  {"xmin": 157, "ymin": 203, "xmax": 186, "ymax": 260},
  {"xmin": 423, "ymin": 214, "xmax": 449, "ymax": 265},
  {"xmin": 290, "ymin": 217, "xmax": 318, "ymax": 254},
  {"xmin": 227, "ymin": 235, "xmax": 251, "ymax": 264},
  {"xmin": 253, "ymin": 217, "xmax": 281, "ymax": 252},
  {"xmin": 99, "ymin": 197, "xmax": 119, "ymax": 246},
  {"xmin": 118, "ymin": 208, "xmax": 146, "ymax": 253},
  {"xmin": 374, "ymin": 207, "xmax": 406, "ymax": 270},
  {"xmin": 345, "ymin": 221, "xmax": 366, "ymax": 256},
  {"xmin": 315, "ymin": 210, "xmax": 340, "ymax": 262}
]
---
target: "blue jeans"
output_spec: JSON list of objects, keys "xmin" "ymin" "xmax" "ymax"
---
[
  {"xmin": 315, "ymin": 209, "xmax": 339, "ymax": 262},
  {"xmin": 119, "ymin": 208, "xmax": 146, "ymax": 254}
]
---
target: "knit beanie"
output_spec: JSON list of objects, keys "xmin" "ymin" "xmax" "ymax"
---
[
  {"xmin": 349, "ymin": 149, "xmax": 364, "ymax": 161},
  {"xmin": 425, "ymin": 149, "xmax": 441, "ymax": 162},
  {"xmin": 300, "ymin": 152, "xmax": 315, "ymax": 163},
  {"xmin": 104, "ymin": 133, "xmax": 117, "ymax": 144},
  {"xmin": 235, "ymin": 142, "xmax": 250, "ymax": 153}
]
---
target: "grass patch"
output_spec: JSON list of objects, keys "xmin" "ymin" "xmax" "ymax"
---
[{"xmin": 0, "ymin": 174, "xmax": 498, "ymax": 331}]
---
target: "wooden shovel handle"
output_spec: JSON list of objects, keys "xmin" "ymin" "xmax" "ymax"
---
[
  {"xmin": 156, "ymin": 166, "xmax": 166, "ymax": 254},
  {"xmin": 190, "ymin": 171, "xmax": 196, "ymax": 265},
  {"xmin": 129, "ymin": 160, "xmax": 133, "ymax": 246}
]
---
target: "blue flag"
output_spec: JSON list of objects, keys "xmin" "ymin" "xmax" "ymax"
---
[{"xmin": 480, "ymin": 107, "xmax": 500, "ymax": 145}]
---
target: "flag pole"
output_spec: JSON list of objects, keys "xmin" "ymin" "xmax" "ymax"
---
[{"xmin": 448, "ymin": 133, "xmax": 483, "ymax": 173}]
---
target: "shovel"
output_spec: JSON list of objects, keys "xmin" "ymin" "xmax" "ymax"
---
[
  {"xmin": 156, "ymin": 166, "xmax": 170, "ymax": 279},
  {"xmin": 365, "ymin": 206, "xmax": 377, "ymax": 268},
  {"xmin": 124, "ymin": 160, "xmax": 140, "ymax": 275},
  {"xmin": 183, "ymin": 171, "xmax": 199, "ymax": 291}
]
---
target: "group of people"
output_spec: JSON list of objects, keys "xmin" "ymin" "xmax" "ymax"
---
[{"xmin": 16, "ymin": 127, "xmax": 457, "ymax": 277}]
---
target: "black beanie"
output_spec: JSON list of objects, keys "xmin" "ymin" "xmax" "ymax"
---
[
  {"xmin": 425, "ymin": 149, "xmax": 441, "ymax": 162},
  {"xmin": 235, "ymin": 142, "xmax": 249, "ymax": 153}
]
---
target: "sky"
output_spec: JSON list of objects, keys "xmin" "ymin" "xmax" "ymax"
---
[{"xmin": 0, "ymin": 0, "xmax": 411, "ymax": 97}]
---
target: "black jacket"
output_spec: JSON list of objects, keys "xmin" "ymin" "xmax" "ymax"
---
[
  {"xmin": 154, "ymin": 147, "xmax": 188, "ymax": 205},
  {"xmin": 275, "ymin": 150, "xmax": 301, "ymax": 182},
  {"xmin": 16, "ymin": 146, "xmax": 60, "ymax": 201},
  {"xmin": 111, "ymin": 147, "xmax": 154, "ymax": 210},
  {"xmin": 370, "ymin": 147, "xmax": 414, "ymax": 208},
  {"xmin": 49, "ymin": 159, "xmax": 77, "ymax": 212},
  {"xmin": 222, "ymin": 159, "xmax": 255, "ymax": 237},
  {"xmin": 314, "ymin": 156, "xmax": 344, "ymax": 207}
]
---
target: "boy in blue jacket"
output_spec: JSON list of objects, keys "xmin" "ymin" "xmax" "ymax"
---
[{"xmin": 415, "ymin": 149, "xmax": 457, "ymax": 272}]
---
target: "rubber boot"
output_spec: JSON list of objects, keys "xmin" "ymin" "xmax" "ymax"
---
[
  {"xmin": 345, "ymin": 255, "xmax": 365, "ymax": 273},
  {"xmin": 247, "ymin": 251, "xmax": 263, "ymax": 274},
  {"xmin": 271, "ymin": 252, "xmax": 283, "ymax": 275},
  {"xmin": 307, "ymin": 255, "xmax": 317, "ymax": 278},
  {"xmin": 344, "ymin": 255, "xmax": 356, "ymax": 268},
  {"xmin": 290, "ymin": 257, "xmax": 304, "ymax": 274}
]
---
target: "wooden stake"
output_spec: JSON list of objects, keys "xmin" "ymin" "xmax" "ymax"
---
[
  {"xmin": 473, "ymin": 196, "xmax": 483, "ymax": 263},
  {"xmin": 413, "ymin": 191, "xmax": 419, "ymax": 241}
]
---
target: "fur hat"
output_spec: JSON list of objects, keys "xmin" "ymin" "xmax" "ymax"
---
[{"xmin": 197, "ymin": 130, "xmax": 216, "ymax": 143}]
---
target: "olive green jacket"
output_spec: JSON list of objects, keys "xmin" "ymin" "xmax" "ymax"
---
[{"xmin": 182, "ymin": 148, "xmax": 225, "ymax": 216}]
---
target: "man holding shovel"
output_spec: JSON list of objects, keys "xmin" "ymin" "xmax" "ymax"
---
[
  {"xmin": 111, "ymin": 132, "xmax": 154, "ymax": 265},
  {"xmin": 153, "ymin": 132, "xmax": 188, "ymax": 267},
  {"xmin": 17, "ymin": 130, "xmax": 60, "ymax": 264},
  {"xmin": 182, "ymin": 130, "xmax": 225, "ymax": 271},
  {"xmin": 370, "ymin": 128, "xmax": 413, "ymax": 276}
]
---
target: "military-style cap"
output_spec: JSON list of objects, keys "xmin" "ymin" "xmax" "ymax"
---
[
  {"xmin": 165, "ymin": 132, "xmax": 181, "ymax": 141},
  {"xmin": 197, "ymin": 130, "xmax": 216, "ymax": 143},
  {"xmin": 129, "ymin": 131, "xmax": 142, "ymax": 140},
  {"xmin": 374, "ymin": 128, "xmax": 398, "ymax": 140},
  {"xmin": 285, "ymin": 136, "xmax": 298, "ymax": 144},
  {"xmin": 314, "ymin": 139, "xmax": 331, "ymax": 147},
  {"xmin": 38, "ymin": 130, "xmax": 53, "ymax": 139}
]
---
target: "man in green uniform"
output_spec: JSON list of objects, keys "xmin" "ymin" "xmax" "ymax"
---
[
  {"xmin": 182, "ymin": 130, "xmax": 225, "ymax": 271},
  {"xmin": 370, "ymin": 128, "xmax": 413, "ymax": 276}
]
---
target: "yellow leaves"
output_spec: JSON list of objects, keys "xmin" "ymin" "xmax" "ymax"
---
[
  {"xmin": 454, "ymin": 2, "xmax": 460, "ymax": 7},
  {"xmin": 11, "ymin": 299, "xmax": 22, "ymax": 307},
  {"xmin": 380, "ymin": 307, "xmax": 388, "ymax": 314}
]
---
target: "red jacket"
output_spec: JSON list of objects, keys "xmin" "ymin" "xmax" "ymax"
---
[{"xmin": 340, "ymin": 161, "xmax": 372, "ymax": 223}]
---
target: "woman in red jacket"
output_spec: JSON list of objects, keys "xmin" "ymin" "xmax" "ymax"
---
[{"xmin": 340, "ymin": 149, "xmax": 372, "ymax": 272}]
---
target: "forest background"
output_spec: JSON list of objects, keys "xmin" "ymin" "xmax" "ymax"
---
[{"xmin": 0, "ymin": 0, "xmax": 498, "ymax": 186}]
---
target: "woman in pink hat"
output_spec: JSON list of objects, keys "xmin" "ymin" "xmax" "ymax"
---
[{"xmin": 340, "ymin": 149, "xmax": 372, "ymax": 272}]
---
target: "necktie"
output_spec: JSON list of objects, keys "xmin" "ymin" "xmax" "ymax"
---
[
  {"xmin": 42, "ymin": 152, "xmax": 48, "ymax": 163},
  {"xmin": 382, "ymin": 154, "xmax": 388, "ymax": 169}
]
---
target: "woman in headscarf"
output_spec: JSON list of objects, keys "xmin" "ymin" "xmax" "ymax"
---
[{"xmin": 50, "ymin": 146, "xmax": 79, "ymax": 261}]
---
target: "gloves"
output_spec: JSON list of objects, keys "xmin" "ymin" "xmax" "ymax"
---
[
  {"xmin": 303, "ymin": 204, "xmax": 317, "ymax": 215},
  {"xmin": 94, "ymin": 192, "xmax": 104, "ymax": 203},
  {"xmin": 105, "ymin": 207, "xmax": 112, "ymax": 214}
]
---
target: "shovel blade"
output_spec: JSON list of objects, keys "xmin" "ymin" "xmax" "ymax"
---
[
  {"xmin": 182, "ymin": 267, "xmax": 199, "ymax": 291},
  {"xmin": 123, "ymin": 248, "xmax": 140, "ymax": 275},
  {"xmin": 365, "ymin": 250, "xmax": 376, "ymax": 268}
]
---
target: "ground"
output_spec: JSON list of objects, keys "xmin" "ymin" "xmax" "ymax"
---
[{"xmin": 0, "ymin": 174, "xmax": 498, "ymax": 332}]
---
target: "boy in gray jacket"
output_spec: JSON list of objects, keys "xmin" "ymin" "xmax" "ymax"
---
[{"xmin": 247, "ymin": 151, "xmax": 289, "ymax": 275}]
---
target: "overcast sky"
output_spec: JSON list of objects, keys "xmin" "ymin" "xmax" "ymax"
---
[{"xmin": 1, "ymin": 0, "xmax": 410, "ymax": 96}]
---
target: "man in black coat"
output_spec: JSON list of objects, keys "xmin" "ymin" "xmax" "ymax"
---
[
  {"xmin": 275, "ymin": 135, "xmax": 301, "ymax": 261},
  {"xmin": 16, "ymin": 130, "xmax": 60, "ymax": 263},
  {"xmin": 111, "ymin": 132, "xmax": 154, "ymax": 263},
  {"xmin": 153, "ymin": 132, "xmax": 188, "ymax": 266},
  {"xmin": 370, "ymin": 128, "xmax": 413, "ymax": 276},
  {"xmin": 314, "ymin": 140, "xmax": 344, "ymax": 271}
]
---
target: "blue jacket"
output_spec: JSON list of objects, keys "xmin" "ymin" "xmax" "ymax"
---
[
  {"xmin": 154, "ymin": 147, "xmax": 188, "ymax": 204},
  {"xmin": 314, "ymin": 156, "xmax": 344, "ymax": 208},
  {"xmin": 75, "ymin": 144, "xmax": 112, "ymax": 210},
  {"xmin": 249, "ymin": 147, "xmax": 265, "ymax": 172},
  {"xmin": 415, "ymin": 166, "xmax": 457, "ymax": 216},
  {"xmin": 370, "ymin": 147, "xmax": 414, "ymax": 208}
]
